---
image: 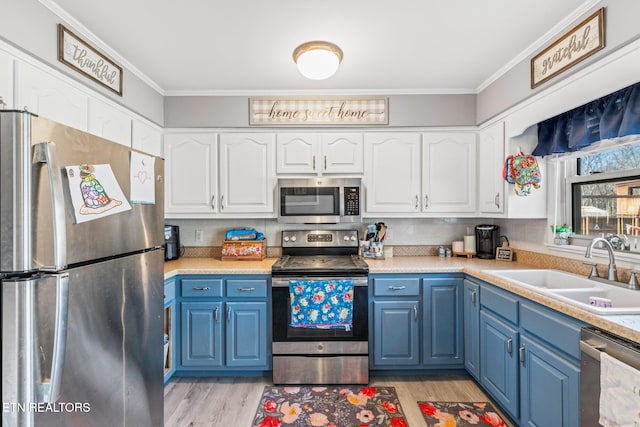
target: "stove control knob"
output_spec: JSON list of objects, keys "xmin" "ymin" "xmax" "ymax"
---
[
  {"xmin": 350, "ymin": 235, "xmax": 357, "ymax": 241},
  {"xmin": 283, "ymin": 236, "xmax": 290, "ymax": 242},
  {"xmin": 343, "ymin": 235, "xmax": 350, "ymax": 241},
  {"xmin": 317, "ymin": 344, "xmax": 324, "ymax": 351},
  {"xmin": 290, "ymin": 236, "xmax": 297, "ymax": 242}
]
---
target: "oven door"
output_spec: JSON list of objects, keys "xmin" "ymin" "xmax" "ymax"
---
[{"xmin": 271, "ymin": 277, "xmax": 368, "ymax": 345}]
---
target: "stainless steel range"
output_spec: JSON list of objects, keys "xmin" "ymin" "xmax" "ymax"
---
[{"xmin": 271, "ymin": 229, "xmax": 369, "ymax": 384}]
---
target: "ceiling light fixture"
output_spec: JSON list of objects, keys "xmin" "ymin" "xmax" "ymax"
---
[{"xmin": 293, "ymin": 41, "xmax": 343, "ymax": 80}]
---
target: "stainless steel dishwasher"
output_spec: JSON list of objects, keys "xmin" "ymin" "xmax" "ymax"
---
[{"xmin": 580, "ymin": 327, "xmax": 640, "ymax": 427}]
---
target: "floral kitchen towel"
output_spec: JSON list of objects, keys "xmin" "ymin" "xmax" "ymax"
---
[{"xmin": 289, "ymin": 280, "xmax": 354, "ymax": 329}]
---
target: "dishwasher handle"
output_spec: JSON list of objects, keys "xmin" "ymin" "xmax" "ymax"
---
[{"xmin": 580, "ymin": 339, "xmax": 606, "ymax": 361}]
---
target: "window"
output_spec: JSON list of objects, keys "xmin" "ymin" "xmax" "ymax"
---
[{"xmin": 571, "ymin": 145, "xmax": 640, "ymax": 236}]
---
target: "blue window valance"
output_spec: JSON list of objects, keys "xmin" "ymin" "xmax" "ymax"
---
[{"xmin": 533, "ymin": 81, "xmax": 640, "ymax": 156}]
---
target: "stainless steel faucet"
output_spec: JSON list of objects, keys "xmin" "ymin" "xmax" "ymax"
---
[{"xmin": 585, "ymin": 237, "xmax": 618, "ymax": 281}]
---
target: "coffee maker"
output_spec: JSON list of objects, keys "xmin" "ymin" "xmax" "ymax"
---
[
  {"xmin": 475, "ymin": 225, "xmax": 500, "ymax": 259},
  {"xmin": 164, "ymin": 225, "xmax": 181, "ymax": 261}
]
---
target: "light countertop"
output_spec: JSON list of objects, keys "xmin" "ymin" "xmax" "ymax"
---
[{"xmin": 164, "ymin": 255, "xmax": 640, "ymax": 343}]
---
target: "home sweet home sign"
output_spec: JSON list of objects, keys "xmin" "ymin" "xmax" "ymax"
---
[{"xmin": 249, "ymin": 98, "xmax": 388, "ymax": 126}]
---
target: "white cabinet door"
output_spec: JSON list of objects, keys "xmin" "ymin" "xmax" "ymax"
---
[
  {"xmin": 219, "ymin": 133, "xmax": 275, "ymax": 213},
  {"xmin": 321, "ymin": 133, "xmax": 363, "ymax": 174},
  {"xmin": 164, "ymin": 133, "xmax": 218, "ymax": 216},
  {"xmin": 0, "ymin": 48, "xmax": 13, "ymax": 108},
  {"xmin": 478, "ymin": 122, "xmax": 505, "ymax": 214},
  {"xmin": 364, "ymin": 133, "xmax": 422, "ymax": 213},
  {"xmin": 276, "ymin": 133, "xmax": 319, "ymax": 174},
  {"xmin": 422, "ymin": 132, "xmax": 477, "ymax": 213},
  {"xmin": 132, "ymin": 119, "xmax": 162, "ymax": 157},
  {"xmin": 87, "ymin": 97, "xmax": 131, "ymax": 147},
  {"xmin": 15, "ymin": 61, "xmax": 88, "ymax": 131}
]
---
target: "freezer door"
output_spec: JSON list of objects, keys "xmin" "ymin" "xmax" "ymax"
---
[
  {"xmin": 30, "ymin": 114, "xmax": 164, "ymax": 268},
  {"xmin": 16, "ymin": 249, "xmax": 163, "ymax": 427}
]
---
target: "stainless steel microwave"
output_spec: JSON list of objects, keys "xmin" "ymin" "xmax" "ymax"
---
[{"xmin": 277, "ymin": 178, "xmax": 362, "ymax": 224}]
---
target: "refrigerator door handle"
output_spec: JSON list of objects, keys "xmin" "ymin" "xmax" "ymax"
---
[
  {"xmin": 37, "ymin": 273, "xmax": 69, "ymax": 403},
  {"xmin": 33, "ymin": 141, "xmax": 68, "ymax": 271}
]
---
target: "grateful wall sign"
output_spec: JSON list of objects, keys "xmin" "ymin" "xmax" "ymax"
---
[
  {"xmin": 249, "ymin": 98, "xmax": 388, "ymax": 126},
  {"xmin": 530, "ymin": 8, "xmax": 605, "ymax": 89},
  {"xmin": 58, "ymin": 24, "xmax": 123, "ymax": 96}
]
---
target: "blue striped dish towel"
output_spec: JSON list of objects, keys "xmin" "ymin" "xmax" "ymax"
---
[{"xmin": 289, "ymin": 279, "xmax": 354, "ymax": 330}]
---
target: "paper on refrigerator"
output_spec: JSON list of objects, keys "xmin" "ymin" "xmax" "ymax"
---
[
  {"xmin": 129, "ymin": 151, "xmax": 156, "ymax": 204},
  {"xmin": 65, "ymin": 164, "xmax": 132, "ymax": 223}
]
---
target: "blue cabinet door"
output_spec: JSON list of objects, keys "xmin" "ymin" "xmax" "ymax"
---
[
  {"xmin": 423, "ymin": 278, "xmax": 463, "ymax": 365},
  {"xmin": 480, "ymin": 310, "xmax": 519, "ymax": 420},
  {"xmin": 463, "ymin": 279, "xmax": 480, "ymax": 379},
  {"xmin": 520, "ymin": 336, "xmax": 580, "ymax": 427},
  {"xmin": 372, "ymin": 300, "xmax": 420, "ymax": 366},
  {"xmin": 181, "ymin": 301, "xmax": 223, "ymax": 367},
  {"xmin": 225, "ymin": 302, "xmax": 269, "ymax": 368}
]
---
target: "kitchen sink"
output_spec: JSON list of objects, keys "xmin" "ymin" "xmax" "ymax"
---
[
  {"xmin": 484, "ymin": 269, "xmax": 640, "ymax": 315},
  {"xmin": 484, "ymin": 269, "xmax": 597, "ymax": 289}
]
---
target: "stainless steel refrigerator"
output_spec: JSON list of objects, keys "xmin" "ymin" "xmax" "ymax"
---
[{"xmin": 1, "ymin": 111, "xmax": 164, "ymax": 427}]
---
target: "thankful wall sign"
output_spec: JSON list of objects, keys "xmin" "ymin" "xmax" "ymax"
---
[
  {"xmin": 58, "ymin": 24, "xmax": 123, "ymax": 96},
  {"xmin": 249, "ymin": 98, "xmax": 388, "ymax": 126}
]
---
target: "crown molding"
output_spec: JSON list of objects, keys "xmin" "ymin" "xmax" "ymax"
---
[
  {"xmin": 476, "ymin": 0, "xmax": 602, "ymax": 92},
  {"xmin": 39, "ymin": 0, "xmax": 165, "ymax": 95},
  {"xmin": 163, "ymin": 88, "xmax": 477, "ymax": 97}
]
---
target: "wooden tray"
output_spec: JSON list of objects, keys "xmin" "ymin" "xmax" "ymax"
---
[{"xmin": 452, "ymin": 251, "xmax": 476, "ymax": 259}]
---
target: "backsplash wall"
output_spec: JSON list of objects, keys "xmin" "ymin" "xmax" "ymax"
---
[{"xmin": 166, "ymin": 217, "xmax": 499, "ymax": 248}]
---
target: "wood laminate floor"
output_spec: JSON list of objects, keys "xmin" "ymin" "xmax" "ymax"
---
[{"xmin": 164, "ymin": 375, "xmax": 514, "ymax": 426}]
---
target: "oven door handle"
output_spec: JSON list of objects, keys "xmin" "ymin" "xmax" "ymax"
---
[{"xmin": 272, "ymin": 278, "xmax": 369, "ymax": 287}]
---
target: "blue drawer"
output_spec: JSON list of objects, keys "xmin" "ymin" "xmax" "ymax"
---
[
  {"xmin": 181, "ymin": 278, "xmax": 223, "ymax": 298},
  {"xmin": 481, "ymin": 285, "xmax": 519, "ymax": 324},
  {"xmin": 520, "ymin": 302, "xmax": 584, "ymax": 361},
  {"xmin": 164, "ymin": 280, "xmax": 176, "ymax": 304},
  {"xmin": 226, "ymin": 279, "xmax": 268, "ymax": 298},
  {"xmin": 372, "ymin": 278, "xmax": 420, "ymax": 297}
]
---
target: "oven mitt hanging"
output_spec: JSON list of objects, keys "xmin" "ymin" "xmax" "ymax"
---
[{"xmin": 503, "ymin": 152, "xmax": 541, "ymax": 196}]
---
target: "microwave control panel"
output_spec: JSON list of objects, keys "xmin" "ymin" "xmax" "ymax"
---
[{"xmin": 344, "ymin": 187, "xmax": 360, "ymax": 216}]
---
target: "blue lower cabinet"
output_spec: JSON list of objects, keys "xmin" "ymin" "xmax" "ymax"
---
[
  {"xmin": 423, "ymin": 278, "xmax": 463, "ymax": 365},
  {"xmin": 463, "ymin": 279, "xmax": 480, "ymax": 379},
  {"xmin": 175, "ymin": 275, "xmax": 271, "ymax": 374},
  {"xmin": 225, "ymin": 302, "xmax": 268, "ymax": 368},
  {"xmin": 181, "ymin": 301, "xmax": 224, "ymax": 367},
  {"xmin": 372, "ymin": 300, "xmax": 420, "ymax": 366},
  {"xmin": 520, "ymin": 336, "xmax": 580, "ymax": 427},
  {"xmin": 480, "ymin": 310, "xmax": 519, "ymax": 420}
]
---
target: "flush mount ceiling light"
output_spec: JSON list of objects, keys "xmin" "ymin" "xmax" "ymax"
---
[{"xmin": 293, "ymin": 41, "xmax": 343, "ymax": 80}]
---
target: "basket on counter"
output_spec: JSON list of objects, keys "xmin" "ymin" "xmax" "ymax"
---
[{"xmin": 221, "ymin": 239, "xmax": 266, "ymax": 260}]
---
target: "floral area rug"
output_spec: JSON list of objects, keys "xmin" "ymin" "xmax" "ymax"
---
[
  {"xmin": 252, "ymin": 386, "xmax": 409, "ymax": 427},
  {"xmin": 418, "ymin": 401, "xmax": 508, "ymax": 427}
]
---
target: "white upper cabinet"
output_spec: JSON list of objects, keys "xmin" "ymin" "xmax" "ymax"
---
[
  {"xmin": 87, "ymin": 97, "xmax": 132, "ymax": 147},
  {"xmin": 478, "ymin": 122, "xmax": 505, "ymax": 215},
  {"xmin": 219, "ymin": 133, "xmax": 275, "ymax": 213},
  {"xmin": 276, "ymin": 133, "xmax": 319, "ymax": 174},
  {"xmin": 422, "ymin": 132, "xmax": 477, "ymax": 213},
  {"xmin": 322, "ymin": 133, "xmax": 364, "ymax": 174},
  {"xmin": 364, "ymin": 133, "xmax": 422, "ymax": 213},
  {"xmin": 164, "ymin": 133, "xmax": 218, "ymax": 216},
  {"xmin": 132, "ymin": 119, "xmax": 162, "ymax": 157},
  {"xmin": 0, "ymin": 49, "xmax": 13, "ymax": 108},
  {"xmin": 15, "ymin": 61, "xmax": 88, "ymax": 131},
  {"xmin": 276, "ymin": 133, "xmax": 363, "ymax": 175}
]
